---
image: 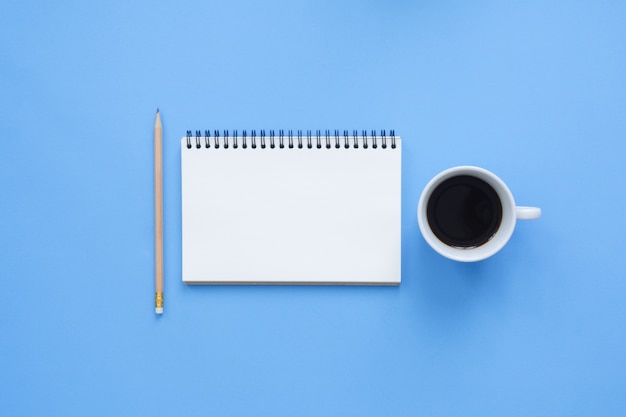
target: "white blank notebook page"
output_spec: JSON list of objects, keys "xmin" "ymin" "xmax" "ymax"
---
[{"xmin": 181, "ymin": 135, "xmax": 401, "ymax": 284}]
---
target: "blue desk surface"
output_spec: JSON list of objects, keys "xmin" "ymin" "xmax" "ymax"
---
[{"xmin": 2, "ymin": 1, "xmax": 625, "ymax": 416}]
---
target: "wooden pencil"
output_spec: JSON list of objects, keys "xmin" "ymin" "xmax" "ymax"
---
[{"xmin": 154, "ymin": 109, "xmax": 164, "ymax": 314}]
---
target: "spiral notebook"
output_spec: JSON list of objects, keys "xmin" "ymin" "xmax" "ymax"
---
[{"xmin": 181, "ymin": 129, "xmax": 402, "ymax": 285}]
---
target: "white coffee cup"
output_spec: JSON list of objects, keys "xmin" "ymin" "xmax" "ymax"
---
[{"xmin": 417, "ymin": 166, "xmax": 541, "ymax": 262}]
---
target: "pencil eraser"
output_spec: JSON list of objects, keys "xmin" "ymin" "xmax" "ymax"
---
[{"xmin": 155, "ymin": 307, "xmax": 163, "ymax": 315}]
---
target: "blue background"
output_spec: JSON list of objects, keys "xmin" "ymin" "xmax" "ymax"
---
[{"xmin": 1, "ymin": 0, "xmax": 625, "ymax": 416}]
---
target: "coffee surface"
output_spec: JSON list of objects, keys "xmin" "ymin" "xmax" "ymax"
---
[{"xmin": 427, "ymin": 175, "xmax": 502, "ymax": 247}]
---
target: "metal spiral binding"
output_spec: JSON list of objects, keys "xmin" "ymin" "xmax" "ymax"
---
[
  {"xmin": 352, "ymin": 130, "xmax": 358, "ymax": 148},
  {"xmin": 186, "ymin": 129, "xmax": 397, "ymax": 149}
]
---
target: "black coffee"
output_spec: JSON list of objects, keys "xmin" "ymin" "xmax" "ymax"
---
[{"xmin": 427, "ymin": 175, "xmax": 502, "ymax": 248}]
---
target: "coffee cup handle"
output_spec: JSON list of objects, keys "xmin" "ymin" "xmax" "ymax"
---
[{"xmin": 516, "ymin": 206, "xmax": 541, "ymax": 220}]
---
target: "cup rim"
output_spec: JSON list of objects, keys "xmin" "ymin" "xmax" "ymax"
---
[{"xmin": 417, "ymin": 166, "xmax": 517, "ymax": 262}]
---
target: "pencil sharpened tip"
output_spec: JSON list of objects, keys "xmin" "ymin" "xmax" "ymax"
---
[{"xmin": 156, "ymin": 108, "xmax": 159, "ymax": 113}]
